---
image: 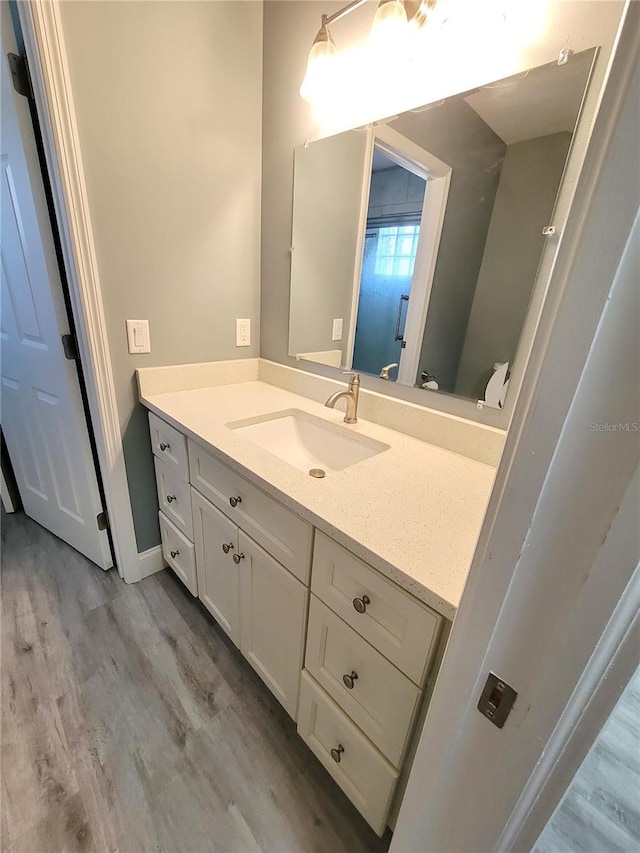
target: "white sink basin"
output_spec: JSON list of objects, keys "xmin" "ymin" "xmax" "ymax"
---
[{"xmin": 227, "ymin": 409, "xmax": 389, "ymax": 475}]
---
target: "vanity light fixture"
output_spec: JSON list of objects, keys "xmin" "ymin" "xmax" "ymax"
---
[{"xmin": 300, "ymin": 0, "xmax": 439, "ymax": 104}]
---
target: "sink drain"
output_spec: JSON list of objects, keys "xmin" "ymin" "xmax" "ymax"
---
[{"xmin": 309, "ymin": 468, "xmax": 326, "ymax": 479}]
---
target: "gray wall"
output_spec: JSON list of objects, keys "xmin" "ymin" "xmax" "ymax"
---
[
  {"xmin": 455, "ymin": 132, "xmax": 572, "ymax": 399},
  {"xmin": 389, "ymin": 104, "xmax": 506, "ymax": 394},
  {"xmin": 60, "ymin": 0, "xmax": 263, "ymax": 552}
]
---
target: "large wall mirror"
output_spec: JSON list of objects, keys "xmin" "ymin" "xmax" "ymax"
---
[{"xmin": 288, "ymin": 48, "xmax": 597, "ymax": 411}]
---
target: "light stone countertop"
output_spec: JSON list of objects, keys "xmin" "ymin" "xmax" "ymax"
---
[{"xmin": 140, "ymin": 378, "xmax": 497, "ymax": 620}]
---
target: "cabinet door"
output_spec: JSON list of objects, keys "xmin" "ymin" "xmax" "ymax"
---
[
  {"xmin": 298, "ymin": 672, "xmax": 398, "ymax": 836},
  {"xmin": 154, "ymin": 457, "xmax": 193, "ymax": 539},
  {"xmin": 239, "ymin": 531, "xmax": 308, "ymax": 720},
  {"xmin": 192, "ymin": 489, "xmax": 240, "ymax": 646},
  {"xmin": 159, "ymin": 511, "xmax": 197, "ymax": 597},
  {"xmin": 305, "ymin": 596, "xmax": 420, "ymax": 768},
  {"xmin": 149, "ymin": 412, "xmax": 188, "ymax": 477},
  {"xmin": 188, "ymin": 441, "xmax": 313, "ymax": 583}
]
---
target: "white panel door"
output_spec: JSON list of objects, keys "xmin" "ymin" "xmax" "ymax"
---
[
  {"xmin": 239, "ymin": 531, "xmax": 308, "ymax": 720},
  {"xmin": 0, "ymin": 15, "xmax": 111, "ymax": 569}
]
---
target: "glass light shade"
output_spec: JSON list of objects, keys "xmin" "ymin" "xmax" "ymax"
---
[
  {"xmin": 300, "ymin": 30, "xmax": 336, "ymax": 104},
  {"xmin": 408, "ymin": 0, "xmax": 444, "ymax": 62},
  {"xmin": 408, "ymin": 0, "xmax": 432, "ymax": 33},
  {"xmin": 369, "ymin": 0, "xmax": 409, "ymax": 53}
]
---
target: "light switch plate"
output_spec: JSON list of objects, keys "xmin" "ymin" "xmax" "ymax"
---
[
  {"xmin": 236, "ymin": 319, "xmax": 251, "ymax": 347},
  {"xmin": 332, "ymin": 318, "xmax": 343, "ymax": 341},
  {"xmin": 126, "ymin": 319, "xmax": 150, "ymax": 354}
]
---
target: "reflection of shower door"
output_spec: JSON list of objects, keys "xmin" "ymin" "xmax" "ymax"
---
[{"xmin": 352, "ymin": 224, "xmax": 418, "ymax": 379}]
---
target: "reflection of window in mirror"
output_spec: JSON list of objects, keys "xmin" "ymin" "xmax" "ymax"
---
[{"xmin": 374, "ymin": 225, "xmax": 420, "ymax": 277}]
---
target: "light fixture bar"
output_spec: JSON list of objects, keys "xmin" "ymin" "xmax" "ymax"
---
[{"xmin": 324, "ymin": 0, "xmax": 370, "ymax": 26}]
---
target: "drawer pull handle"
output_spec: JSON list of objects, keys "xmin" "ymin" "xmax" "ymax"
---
[
  {"xmin": 342, "ymin": 671, "xmax": 358, "ymax": 690},
  {"xmin": 232, "ymin": 552, "xmax": 245, "ymax": 564},
  {"xmin": 222, "ymin": 542, "xmax": 234, "ymax": 554},
  {"xmin": 159, "ymin": 442, "xmax": 170, "ymax": 452},
  {"xmin": 166, "ymin": 494, "xmax": 177, "ymax": 504},
  {"xmin": 352, "ymin": 594, "xmax": 370, "ymax": 614},
  {"xmin": 330, "ymin": 744, "xmax": 344, "ymax": 763},
  {"xmin": 170, "ymin": 549, "xmax": 179, "ymax": 559},
  {"xmin": 229, "ymin": 495, "xmax": 242, "ymax": 508}
]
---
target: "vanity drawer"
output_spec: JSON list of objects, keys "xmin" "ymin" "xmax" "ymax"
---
[
  {"xmin": 188, "ymin": 441, "xmax": 313, "ymax": 584},
  {"xmin": 154, "ymin": 457, "xmax": 193, "ymax": 539},
  {"xmin": 159, "ymin": 511, "xmax": 197, "ymax": 596},
  {"xmin": 311, "ymin": 532, "xmax": 441, "ymax": 685},
  {"xmin": 298, "ymin": 671, "xmax": 398, "ymax": 836},
  {"xmin": 305, "ymin": 596, "xmax": 420, "ymax": 768},
  {"xmin": 149, "ymin": 412, "xmax": 188, "ymax": 478}
]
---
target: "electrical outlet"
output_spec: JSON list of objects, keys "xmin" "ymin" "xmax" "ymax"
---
[
  {"xmin": 236, "ymin": 318, "xmax": 251, "ymax": 347},
  {"xmin": 126, "ymin": 319, "xmax": 150, "ymax": 353},
  {"xmin": 332, "ymin": 318, "xmax": 343, "ymax": 341}
]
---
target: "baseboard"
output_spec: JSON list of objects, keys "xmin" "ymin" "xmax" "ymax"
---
[{"xmin": 138, "ymin": 545, "xmax": 167, "ymax": 580}]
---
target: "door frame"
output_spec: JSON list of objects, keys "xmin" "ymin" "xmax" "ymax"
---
[
  {"xmin": 345, "ymin": 124, "xmax": 451, "ymax": 384},
  {"xmin": 372, "ymin": 125, "xmax": 451, "ymax": 386},
  {"xmin": 17, "ymin": 1, "xmax": 141, "ymax": 581}
]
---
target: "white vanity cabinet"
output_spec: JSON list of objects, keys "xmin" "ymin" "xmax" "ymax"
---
[
  {"xmin": 191, "ymin": 489, "xmax": 240, "ymax": 645},
  {"xmin": 188, "ymin": 440, "xmax": 312, "ymax": 582},
  {"xmin": 158, "ymin": 512, "xmax": 197, "ymax": 596},
  {"xmin": 150, "ymin": 412, "xmax": 311, "ymax": 721},
  {"xmin": 148, "ymin": 411, "xmax": 446, "ymax": 837},
  {"xmin": 191, "ymin": 487, "xmax": 308, "ymax": 718},
  {"xmin": 298, "ymin": 532, "xmax": 444, "ymax": 834},
  {"xmin": 151, "ymin": 412, "xmax": 199, "ymax": 596},
  {"xmin": 238, "ymin": 530, "xmax": 308, "ymax": 718}
]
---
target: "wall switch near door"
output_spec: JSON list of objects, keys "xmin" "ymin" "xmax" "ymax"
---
[
  {"xmin": 332, "ymin": 318, "xmax": 343, "ymax": 341},
  {"xmin": 126, "ymin": 319, "xmax": 151, "ymax": 353},
  {"xmin": 236, "ymin": 319, "xmax": 251, "ymax": 347}
]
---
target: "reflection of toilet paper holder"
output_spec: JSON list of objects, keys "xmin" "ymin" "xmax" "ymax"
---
[
  {"xmin": 482, "ymin": 362, "xmax": 510, "ymax": 409},
  {"xmin": 420, "ymin": 371, "xmax": 439, "ymax": 391}
]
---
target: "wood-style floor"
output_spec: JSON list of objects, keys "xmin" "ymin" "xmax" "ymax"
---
[
  {"xmin": 1, "ymin": 510, "xmax": 391, "ymax": 853},
  {"xmin": 534, "ymin": 666, "xmax": 640, "ymax": 853}
]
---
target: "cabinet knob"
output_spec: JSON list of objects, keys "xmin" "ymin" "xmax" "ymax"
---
[
  {"xmin": 232, "ymin": 552, "xmax": 245, "ymax": 564},
  {"xmin": 159, "ymin": 442, "xmax": 170, "ymax": 452},
  {"xmin": 352, "ymin": 594, "xmax": 370, "ymax": 614},
  {"xmin": 330, "ymin": 744, "xmax": 344, "ymax": 764},
  {"xmin": 229, "ymin": 496, "xmax": 242, "ymax": 508},
  {"xmin": 222, "ymin": 542, "xmax": 234, "ymax": 554},
  {"xmin": 170, "ymin": 549, "xmax": 179, "ymax": 559},
  {"xmin": 166, "ymin": 494, "xmax": 177, "ymax": 504},
  {"xmin": 342, "ymin": 671, "xmax": 358, "ymax": 690}
]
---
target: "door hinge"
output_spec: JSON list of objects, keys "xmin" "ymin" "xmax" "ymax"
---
[
  {"xmin": 62, "ymin": 333, "xmax": 79, "ymax": 361},
  {"xmin": 96, "ymin": 510, "xmax": 109, "ymax": 531},
  {"xmin": 7, "ymin": 53, "xmax": 33, "ymax": 100}
]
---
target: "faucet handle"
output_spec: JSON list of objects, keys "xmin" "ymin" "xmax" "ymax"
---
[{"xmin": 341, "ymin": 371, "xmax": 360, "ymax": 384}]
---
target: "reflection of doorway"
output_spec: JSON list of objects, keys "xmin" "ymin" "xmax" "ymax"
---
[
  {"xmin": 345, "ymin": 125, "xmax": 451, "ymax": 385},
  {"xmin": 352, "ymin": 221, "xmax": 422, "ymax": 378},
  {"xmin": 351, "ymin": 147, "xmax": 426, "ymax": 380}
]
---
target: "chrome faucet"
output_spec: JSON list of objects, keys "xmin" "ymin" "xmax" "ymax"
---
[
  {"xmin": 379, "ymin": 363, "xmax": 398, "ymax": 380},
  {"xmin": 324, "ymin": 372, "xmax": 360, "ymax": 424}
]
